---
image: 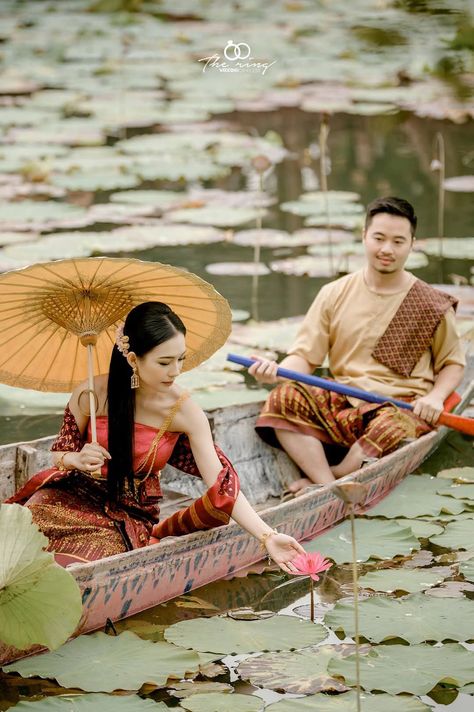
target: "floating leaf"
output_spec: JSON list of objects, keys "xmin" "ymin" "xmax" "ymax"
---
[
  {"xmin": 0, "ymin": 200, "xmax": 86, "ymax": 226},
  {"xmin": 205, "ymin": 262, "xmax": 270, "ymax": 276},
  {"xmin": 51, "ymin": 170, "xmax": 140, "ymax": 192},
  {"xmin": 437, "ymin": 484, "xmax": 474, "ymax": 501},
  {"xmin": 363, "ymin": 475, "xmax": 466, "ymax": 518},
  {"xmin": 164, "ymin": 615, "xmax": 327, "ymax": 654},
  {"xmin": 237, "ymin": 644, "xmax": 354, "ymax": 694},
  {"xmin": 169, "ymin": 681, "xmax": 233, "ymax": 699},
  {"xmin": 358, "ymin": 567, "xmax": 445, "ymax": 593},
  {"xmin": 392, "ymin": 519, "xmax": 444, "ymax": 538},
  {"xmin": 304, "ymin": 519, "xmax": 419, "ymax": 564},
  {"xmin": 230, "ymin": 316, "xmax": 303, "ymax": 351},
  {"xmin": 9, "ymin": 695, "xmax": 165, "ymax": 711},
  {"xmin": 328, "ymin": 643, "xmax": 474, "ymax": 695},
  {"xmin": 437, "ymin": 467, "xmax": 474, "ymax": 482},
  {"xmin": 424, "ymin": 580, "xmax": 474, "ymax": 598},
  {"xmin": 180, "ymin": 693, "xmax": 262, "ymax": 712},
  {"xmin": 443, "ymin": 176, "xmax": 474, "ymax": 192},
  {"xmin": 265, "ymin": 690, "xmax": 431, "ymax": 711},
  {"xmin": 420, "ymin": 238, "xmax": 474, "ymax": 259},
  {"xmin": 0, "ymin": 504, "xmax": 82, "ymax": 651},
  {"xmin": 460, "ymin": 557, "xmax": 474, "ymax": 582},
  {"xmin": 167, "ymin": 207, "xmax": 262, "ymax": 228},
  {"xmin": 113, "ymin": 224, "xmax": 224, "ymax": 247},
  {"xmin": 429, "ymin": 519, "xmax": 474, "ymax": 549},
  {"xmin": 3, "ymin": 631, "xmax": 201, "ymax": 692},
  {"xmin": 325, "ymin": 592, "xmax": 474, "ymax": 643},
  {"xmin": 193, "ymin": 387, "xmax": 268, "ymax": 410},
  {"xmin": 177, "ymin": 370, "xmax": 244, "ymax": 391},
  {"xmin": 110, "ymin": 190, "xmax": 187, "ymax": 209},
  {"xmin": 270, "ymin": 255, "xmax": 336, "ymax": 277}
]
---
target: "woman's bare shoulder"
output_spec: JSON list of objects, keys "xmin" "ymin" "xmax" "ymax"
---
[{"xmin": 171, "ymin": 393, "xmax": 208, "ymax": 434}]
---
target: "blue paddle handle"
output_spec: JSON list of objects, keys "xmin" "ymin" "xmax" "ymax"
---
[{"xmin": 226, "ymin": 353, "xmax": 414, "ymax": 412}]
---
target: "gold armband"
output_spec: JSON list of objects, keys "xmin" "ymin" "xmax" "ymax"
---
[{"xmin": 56, "ymin": 452, "xmax": 69, "ymax": 472}]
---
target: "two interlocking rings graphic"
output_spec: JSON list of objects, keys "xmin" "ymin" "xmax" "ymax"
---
[{"xmin": 224, "ymin": 40, "xmax": 251, "ymax": 61}]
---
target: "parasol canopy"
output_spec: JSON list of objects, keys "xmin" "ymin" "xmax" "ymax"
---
[{"xmin": 0, "ymin": 257, "xmax": 232, "ymax": 394}]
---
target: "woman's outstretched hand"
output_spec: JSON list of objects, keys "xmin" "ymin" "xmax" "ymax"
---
[{"xmin": 264, "ymin": 533, "xmax": 306, "ymax": 575}]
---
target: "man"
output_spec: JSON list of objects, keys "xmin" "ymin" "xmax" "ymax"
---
[{"xmin": 249, "ymin": 196, "xmax": 465, "ymax": 493}]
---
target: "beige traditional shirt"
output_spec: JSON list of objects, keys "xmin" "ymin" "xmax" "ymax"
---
[{"xmin": 288, "ymin": 269, "xmax": 465, "ymax": 400}]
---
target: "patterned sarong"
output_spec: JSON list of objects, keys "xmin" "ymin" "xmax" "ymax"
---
[{"xmin": 256, "ymin": 381, "xmax": 459, "ymax": 459}]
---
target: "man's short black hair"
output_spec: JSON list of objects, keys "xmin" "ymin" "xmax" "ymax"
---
[{"xmin": 365, "ymin": 196, "xmax": 417, "ymax": 236}]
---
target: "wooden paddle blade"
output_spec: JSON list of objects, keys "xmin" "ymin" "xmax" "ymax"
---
[{"xmin": 438, "ymin": 411, "xmax": 474, "ymax": 436}]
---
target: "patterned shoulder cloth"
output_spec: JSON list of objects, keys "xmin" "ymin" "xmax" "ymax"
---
[{"xmin": 50, "ymin": 404, "xmax": 85, "ymax": 453}]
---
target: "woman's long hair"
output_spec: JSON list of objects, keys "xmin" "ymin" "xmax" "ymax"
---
[{"xmin": 106, "ymin": 302, "xmax": 186, "ymax": 501}]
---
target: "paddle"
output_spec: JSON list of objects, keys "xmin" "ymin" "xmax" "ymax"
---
[{"xmin": 227, "ymin": 353, "xmax": 474, "ymax": 437}]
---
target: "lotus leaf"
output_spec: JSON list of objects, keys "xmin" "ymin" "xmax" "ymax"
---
[
  {"xmin": 237, "ymin": 644, "xmax": 356, "ymax": 694},
  {"xmin": 180, "ymin": 693, "xmax": 262, "ymax": 712},
  {"xmin": 358, "ymin": 567, "xmax": 445, "ymax": 593},
  {"xmin": 299, "ymin": 191, "xmax": 360, "ymax": 203},
  {"xmin": 110, "ymin": 190, "xmax": 187, "ymax": 209},
  {"xmin": 0, "ymin": 504, "xmax": 82, "ymax": 651},
  {"xmin": 167, "ymin": 207, "xmax": 262, "ymax": 228},
  {"xmin": 8, "ymin": 120, "xmax": 105, "ymax": 146},
  {"xmin": 164, "ymin": 614, "xmax": 327, "ymax": 654},
  {"xmin": 265, "ymin": 691, "xmax": 431, "ymax": 711},
  {"xmin": 363, "ymin": 475, "xmax": 466, "ymax": 518},
  {"xmin": 230, "ymin": 317, "xmax": 303, "ymax": 351},
  {"xmin": 419, "ymin": 238, "xmax": 474, "ymax": 259},
  {"xmin": 305, "ymin": 215, "xmax": 364, "ymax": 230},
  {"xmin": 51, "ymin": 170, "xmax": 140, "ymax": 192},
  {"xmin": 133, "ymin": 157, "xmax": 229, "ymax": 182},
  {"xmin": 0, "ymin": 232, "xmax": 38, "ymax": 246},
  {"xmin": 437, "ymin": 467, "xmax": 474, "ymax": 482},
  {"xmin": 462, "ymin": 683, "xmax": 474, "ymax": 694},
  {"xmin": 429, "ymin": 519, "xmax": 474, "ymax": 549},
  {"xmin": 304, "ymin": 518, "xmax": 419, "ymax": 563},
  {"xmin": 205, "ymin": 262, "xmax": 270, "ymax": 276},
  {"xmin": 0, "ymin": 201, "xmax": 85, "ymax": 224},
  {"xmin": 169, "ymin": 681, "xmax": 233, "ymax": 699},
  {"xmin": 328, "ymin": 643, "xmax": 474, "ymax": 695},
  {"xmin": 460, "ymin": 558, "xmax": 474, "ymax": 581},
  {"xmin": 325, "ymin": 591, "xmax": 474, "ymax": 643},
  {"xmin": 3, "ymin": 631, "xmax": 201, "ymax": 692},
  {"xmin": 281, "ymin": 200, "xmax": 363, "ymax": 218},
  {"xmin": 9, "ymin": 695, "xmax": 167, "ymax": 711},
  {"xmin": 437, "ymin": 484, "xmax": 474, "ymax": 501},
  {"xmin": 443, "ymin": 176, "xmax": 474, "ymax": 192},
  {"xmin": 270, "ymin": 255, "xmax": 336, "ymax": 278},
  {"xmin": 113, "ymin": 224, "xmax": 224, "ymax": 247},
  {"xmin": 392, "ymin": 519, "xmax": 444, "ymax": 538}
]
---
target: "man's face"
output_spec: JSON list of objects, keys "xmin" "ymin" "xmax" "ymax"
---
[{"xmin": 363, "ymin": 212, "xmax": 413, "ymax": 275}]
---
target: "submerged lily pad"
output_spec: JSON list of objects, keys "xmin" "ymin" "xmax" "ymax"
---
[
  {"xmin": 3, "ymin": 631, "xmax": 201, "ymax": 692},
  {"xmin": 429, "ymin": 519, "xmax": 474, "ymax": 549},
  {"xmin": 358, "ymin": 567, "xmax": 445, "ymax": 593},
  {"xmin": 164, "ymin": 615, "xmax": 326, "ymax": 654},
  {"xmin": 265, "ymin": 691, "xmax": 431, "ymax": 712},
  {"xmin": 304, "ymin": 519, "xmax": 419, "ymax": 564},
  {"xmin": 363, "ymin": 475, "xmax": 466, "ymax": 518},
  {"xmin": 328, "ymin": 643, "xmax": 474, "ymax": 695},
  {"xmin": 237, "ymin": 645, "xmax": 353, "ymax": 694},
  {"xmin": 325, "ymin": 592, "xmax": 474, "ymax": 643},
  {"xmin": 180, "ymin": 693, "xmax": 262, "ymax": 712},
  {"xmin": 9, "ymin": 696, "xmax": 165, "ymax": 711}
]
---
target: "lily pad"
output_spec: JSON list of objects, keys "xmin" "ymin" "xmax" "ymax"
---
[
  {"xmin": 304, "ymin": 519, "xmax": 419, "ymax": 564},
  {"xmin": 429, "ymin": 519, "xmax": 474, "ymax": 549},
  {"xmin": 167, "ymin": 207, "xmax": 262, "ymax": 228},
  {"xmin": 110, "ymin": 190, "xmax": 187, "ymax": 209},
  {"xmin": 51, "ymin": 170, "xmax": 140, "ymax": 192},
  {"xmin": 113, "ymin": 224, "xmax": 224, "ymax": 247},
  {"xmin": 205, "ymin": 262, "xmax": 270, "ymax": 276},
  {"xmin": 419, "ymin": 238, "xmax": 474, "ymax": 259},
  {"xmin": 164, "ymin": 615, "xmax": 327, "ymax": 654},
  {"xmin": 437, "ymin": 467, "xmax": 474, "ymax": 482},
  {"xmin": 180, "ymin": 693, "xmax": 262, "ymax": 712},
  {"xmin": 270, "ymin": 255, "xmax": 336, "ymax": 277},
  {"xmin": 437, "ymin": 484, "xmax": 474, "ymax": 501},
  {"xmin": 0, "ymin": 200, "xmax": 86, "ymax": 226},
  {"xmin": 358, "ymin": 567, "xmax": 445, "ymax": 593},
  {"xmin": 237, "ymin": 645, "xmax": 354, "ymax": 694},
  {"xmin": 193, "ymin": 387, "xmax": 268, "ymax": 410},
  {"xmin": 8, "ymin": 696, "xmax": 166, "ymax": 711},
  {"xmin": 176, "ymin": 370, "xmax": 244, "ymax": 391},
  {"xmin": 328, "ymin": 643, "xmax": 474, "ymax": 695},
  {"xmin": 460, "ymin": 558, "xmax": 474, "ymax": 582},
  {"xmin": 169, "ymin": 681, "xmax": 233, "ymax": 699},
  {"xmin": 392, "ymin": 519, "xmax": 444, "ymax": 538},
  {"xmin": 230, "ymin": 316, "xmax": 303, "ymax": 351},
  {"xmin": 363, "ymin": 475, "xmax": 466, "ymax": 518},
  {"xmin": 265, "ymin": 691, "xmax": 431, "ymax": 712},
  {"xmin": 324, "ymin": 592, "xmax": 474, "ymax": 643},
  {"xmin": 443, "ymin": 176, "xmax": 474, "ymax": 192},
  {"xmin": 3, "ymin": 631, "xmax": 201, "ymax": 692}
]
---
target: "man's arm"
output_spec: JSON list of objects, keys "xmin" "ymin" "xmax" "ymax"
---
[{"xmin": 412, "ymin": 363, "xmax": 464, "ymax": 424}]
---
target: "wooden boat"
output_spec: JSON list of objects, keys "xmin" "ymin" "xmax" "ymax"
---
[{"xmin": 1, "ymin": 355, "xmax": 473, "ymax": 665}]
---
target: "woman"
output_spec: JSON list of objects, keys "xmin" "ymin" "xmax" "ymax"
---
[{"xmin": 8, "ymin": 302, "xmax": 304, "ymax": 572}]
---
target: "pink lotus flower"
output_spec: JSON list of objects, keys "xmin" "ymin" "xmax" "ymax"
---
[{"xmin": 292, "ymin": 551, "xmax": 332, "ymax": 581}]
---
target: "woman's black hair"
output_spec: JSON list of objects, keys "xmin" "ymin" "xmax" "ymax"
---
[{"xmin": 106, "ymin": 301, "xmax": 186, "ymax": 502}]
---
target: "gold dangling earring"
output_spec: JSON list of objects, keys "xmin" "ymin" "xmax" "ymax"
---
[{"xmin": 131, "ymin": 365, "xmax": 140, "ymax": 389}]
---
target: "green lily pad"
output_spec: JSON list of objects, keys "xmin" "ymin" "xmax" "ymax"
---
[
  {"xmin": 437, "ymin": 467, "xmax": 474, "ymax": 482},
  {"xmin": 0, "ymin": 232, "xmax": 39, "ymax": 246},
  {"xmin": 393, "ymin": 519, "xmax": 444, "ymax": 538},
  {"xmin": 180, "ymin": 693, "xmax": 262, "ymax": 712},
  {"xmin": 305, "ymin": 215, "xmax": 364, "ymax": 231},
  {"xmin": 358, "ymin": 567, "xmax": 445, "ymax": 593},
  {"xmin": 237, "ymin": 644, "xmax": 355, "ymax": 694},
  {"xmin": 364, "ymin": 475, "xmax": 466, "ymax": 518},
  {"xmin": 9, "ymin": 696, "xmax": 166, "ymax": 711},
  {"xmin": 0, "ymin": 200, "xmax": 86, "ymax": 226},
  {"xmin": 419, "ymin": 238, "xmax": 474, "ymax": 259},
  {"xmin": 437, "ymin": 484, "xmax": 474, "ymax": 501},
  {"xmin": 325, "ymin": 592, "xmax": 474, "ymax": 643},
  {"xmin": 169, "ymin": 681, "xmax": 233, "ymax": 699},
  {"xmin": 110, "ymin": 190, "xmax": 187, "ymax": 209},
  {"xmin": 134, "ymin": 157, "xmax": 229, "ymax": 182},
  {"xmin": 429, "ymin": 519, "xmax": 474, "ymax": 549},
  {"xmin": 51, "ymin": 170, "xmax": 140, "ymax": 192},
  {"xmin": 304, "ymin": 519, "xmax": 419, "ymax": 564},
  {"xmin": 230, "ymin": 316, "xmax": 303, "ymax": 351},
  {"xmin": 270, "ymin": 255, "xmax": 336, "ymax": 277},
  {"xmin": 462, "ymin": 683, "xmax": 474, "ymax": 695},
  {"xmin": 3, "ymin": 631, "xmax": 201, "ymax": 692},
  {"xmin": 113, "ymin": 224, "xmax": 224, "ymax": 247},
  {"xmin": 443, "ymin": 176, "xmax": 474, "ymax": 192},
  {"xmin": 328, "ymin": 643, "xmax": 474, "ymax": 695},
  {"xmin": 164, "ymin": 615, "xmax": 327, "ymax": 654},
  {"xmin": 265, "ymin": 691, "xmax": 431, "ymax": 712},
  {"xmin": 460, "ymin": 558, "xmax": 474, "ymax": 581},
  {"xmin": 167, "ymin": 207, "xmax": 262, "ymax": 228}
]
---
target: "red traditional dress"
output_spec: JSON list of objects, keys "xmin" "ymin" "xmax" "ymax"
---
[{"xmin": 7, "ymin": 395, "xmax": 240, "ymax": 566}]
